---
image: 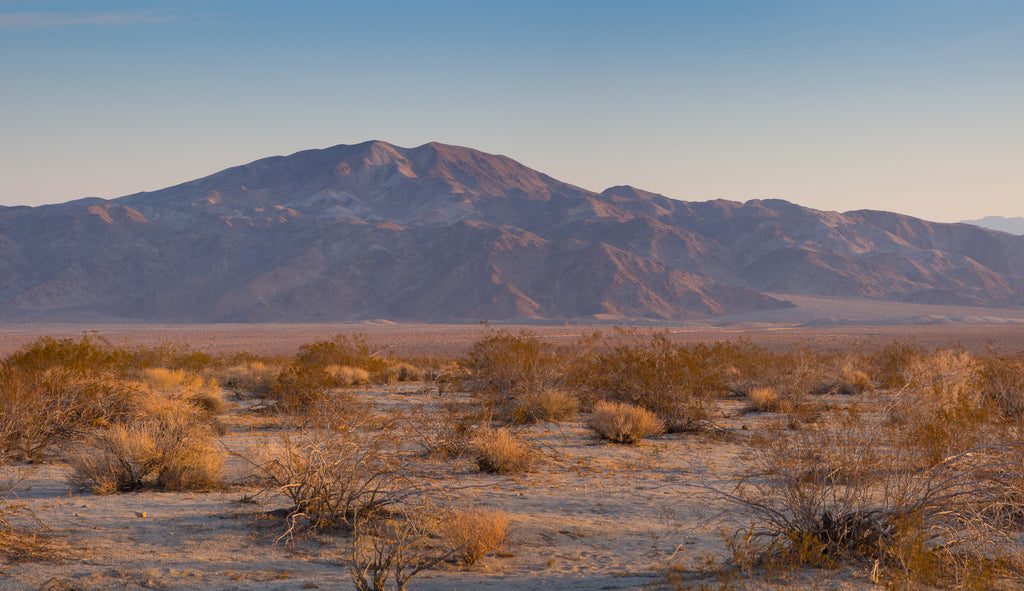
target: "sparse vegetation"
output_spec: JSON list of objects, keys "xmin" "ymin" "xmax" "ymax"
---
[{"xmin": 4, "ymin": 328, "xmax": 1024, "ymax": 589}]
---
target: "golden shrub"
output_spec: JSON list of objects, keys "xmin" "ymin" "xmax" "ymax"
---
[{"xmin": 587, "ymin": 400, "xmax": 664, "ymax": 444}]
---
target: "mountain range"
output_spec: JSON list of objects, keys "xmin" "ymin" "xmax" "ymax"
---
[
  {"xmin": 962, "ymin": 216, "xmax": 1024, "ymax": 236},
  {"xmin": 1, "ymin": 140, "xmax": 1022, "ymax": 322}
]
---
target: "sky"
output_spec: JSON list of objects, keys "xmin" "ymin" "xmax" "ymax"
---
[{"xmin": 0, "ymin": 1, "xmax": 1021, "ymax": 223}]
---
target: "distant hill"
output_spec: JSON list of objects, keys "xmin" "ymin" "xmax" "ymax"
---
[
  {"xmin": 962, "ymin": 216, "xmax": 1024, "ymax": 236},
  {"xmin": 1, "ymin": 140, "xmax": 1022, "ymax": 322}
]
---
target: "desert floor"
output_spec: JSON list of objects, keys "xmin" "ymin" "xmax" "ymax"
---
[
  {"xmin": 1, "ymin": 383, "xmax": 885, "ymax": 591},
  {"xmin": 2, "ymin": 317, "xmax": 1024, "ymax": 590}
]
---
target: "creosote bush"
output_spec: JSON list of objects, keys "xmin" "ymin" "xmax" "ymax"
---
[
  {"xmin": 401, "ymin": 402, "xmax": 478, "ymax": 459},
  {"xmin": 587, "ymin": 400, "xmax": 665, "ymax": 444},
  {"xmin": 573, "ymin": 331, "xmax": 731, "ymax": 432},
  {"xmin": 463, "ymin": 330, "xmax": 564, "ymax": 399},
  {"xmin": 0, "ymin": 366, "xmax": 135, "ymax": 462},
  {"xmin": 890, "ymin": 349, "xmax": 1009, "ymax": 468}
]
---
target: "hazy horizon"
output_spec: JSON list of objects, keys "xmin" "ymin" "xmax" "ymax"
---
[{"xmin": 2, "ymin": 1, "xmax": 1022, "ymax": 223}]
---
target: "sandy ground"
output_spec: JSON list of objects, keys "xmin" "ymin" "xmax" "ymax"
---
[{"xmin": 0, "ymin": 382, "xmax": 888, "ymax": 591}]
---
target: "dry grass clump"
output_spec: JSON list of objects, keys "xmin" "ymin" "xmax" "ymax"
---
[
  {"xmin": 470, "ymin": 427, "xmax": 537, "ymax": 474},
  {"xmin": 440, "ymin": 508, "xmax": 511, "ymax": 568},
  {"xmin": 837, "ymin": 368, "xmax": 873, "ymax": 394},
  {"xmin": 509, "ymin": 388, "xmax": 578, "ymax": 424},
  {"xmin": 745, "ymin": 386, "xmax": 790, "ymax": 413},
  {"xmin": 141, "ymin": 367, "xmax": 226, "ymax": 415},
  {"xmin": 327, "ymin": 364, "xmax": 372, "ymax": 386},
  {"xmin": 377, "ymin": 362, "xmax": 423, "ymax": 384},
  {"xmin": 587, "ymin": 400, "xmax": 665, "ymax": 444},
  {"xmin": 67, "ymin": 415, "xmax": 223, "ymax": 494}
]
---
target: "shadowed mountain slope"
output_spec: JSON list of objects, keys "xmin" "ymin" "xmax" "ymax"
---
[{"xmin": 1, "ymin": 141, "xmax": 1022, "ymax": 322}]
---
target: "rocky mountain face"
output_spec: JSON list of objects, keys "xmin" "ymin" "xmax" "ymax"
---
[{"xmin": 1, "ymin": 140, "xmax": 1022, "ymax": 322}]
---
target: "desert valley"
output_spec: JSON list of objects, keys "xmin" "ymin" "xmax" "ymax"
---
[{"xmin": 2, "ymin": 142, "xmax": 1024, "ymax": 591}]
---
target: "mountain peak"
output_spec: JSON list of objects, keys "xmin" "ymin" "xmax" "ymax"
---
[{"xmin": 3, "ymin": 141, "xmax": 1023, "ymax": 322}]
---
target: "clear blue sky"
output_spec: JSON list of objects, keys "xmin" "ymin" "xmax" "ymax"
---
[{"xmin": 1, "ymin": 0, "xmax": 1021, "ymax": 222}]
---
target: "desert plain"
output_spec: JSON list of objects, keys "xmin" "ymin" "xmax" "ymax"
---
[{"xmin": 4, "ymin": 306, "xmax": 1024, "ymax": 590}]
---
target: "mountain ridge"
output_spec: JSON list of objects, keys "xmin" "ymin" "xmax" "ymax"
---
[{"xmin": 1, "ymin": 140, "xmax": 1022, "ymax": 322}]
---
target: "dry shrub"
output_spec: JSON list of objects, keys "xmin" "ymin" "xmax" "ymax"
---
[
  {"xmin": 256, "ymin": 429, "xmax": 415, "ymax": 537},
  {"xmin": 348, "ymin": 502, "xmax": 454, "ymax": 591},
  {"xmin": 0, "ymin": 465, "xmax": 61, "ymax": 563},
  {"xmin": 753, "ymin": 347, "xmax": 830, "ymax": 409},
  {"xmin": 463, "ymin": 330, "xmax": 564, "ymax": 401},
  {"xmin": 268, "ymin": 334, "xmax": 396, "ymax": 412},
  {"xmin": 713, "ymin": 402, "xmax": 1024, "ymax": 588},
  {"xmin": 214, "ymin": 360, "xmax": 282, "ymax": 396},
  {"xmin": 6, "ymin": 335, "xmax": 129, "ymax": 375},
  {"xmin": 471, "ymin": 427, "xmax": 537, "ymax": 474},
  {"xmin": 976, "ymin": 351, "xmax": 1024, "ymax": 420},
  {"xmin": 295, "ymin": 334, "xmax": 390, "ymax": 375},
  {"xmin": 890, "ymin": 349, "xmax": 1007, "ymax": 467},
  {"xmin": 270, "ymin": 363, "xmax": 335, "ymax": 412},
  {"xmin": 573, "ymin": 331, "xmax": 728, "ymax": 432},
  {"xmin": 299, "ymin": 390, "xmax": 368, "ymax": 433},
  {"xmin": 271, "ymin": 364, "xmax": 372, "ymax": 414},
  {"xmin": 587, "ymin": 400, "xmax": 665, "ymax": 444},
  {"xmin": 401, "ymin": 402, "xmax": 479, "ymax": 459},
  {"xmin": 67, "ymin": 416, "xmax": 222, "ymax": 494},
  {"xmin": 868, "ymin": 341, "xmax": 921, "ymax": 389},
  {"xmin": 0, "ymin": 366, "xmax": 135, "ymax": 462},
  {"xmin": 509, "ymin": 388, "xmax": 578, "ymax": 424},
  {"xmin": 440, "ymin": 508, "xmax": 510, "ymax": 567}
]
